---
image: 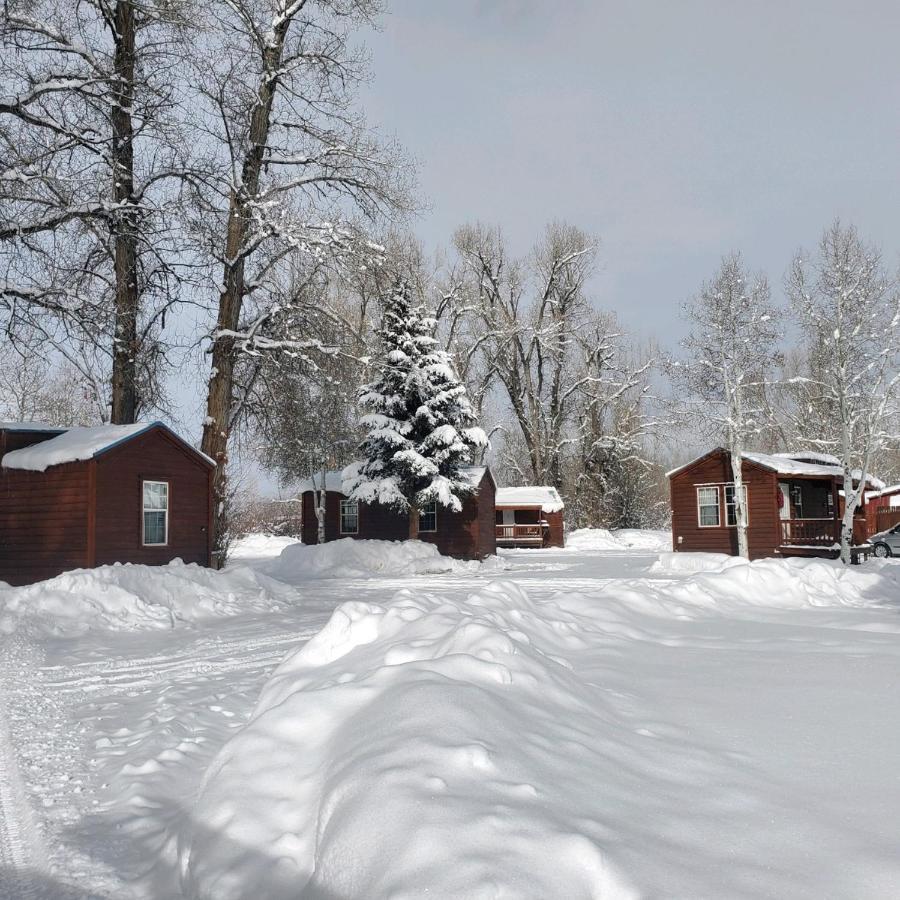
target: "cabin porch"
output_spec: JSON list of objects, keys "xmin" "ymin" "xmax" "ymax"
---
[{"xmin": 777, "ymin": 477, "xmax": 842, "ymax": 557}]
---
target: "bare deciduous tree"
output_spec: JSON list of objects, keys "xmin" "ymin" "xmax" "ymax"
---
[
  {"xmin": 190, "ymin": 0, "xmax": 410, "ymax": 561},
  {"xmin": 786, "ymin": 222, "xmax": 900, "ymax": 564},
  {"xmin": 671, "ymin": 253, "xmax": 781, "ymax": 559},
  {"xmin": 0, "ymin": 0, "xmax": 190, "ymax": 422}
]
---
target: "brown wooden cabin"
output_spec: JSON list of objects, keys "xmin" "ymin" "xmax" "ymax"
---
[
  {"xmin": 865, "ymin": 483, "xmax": 900, "ymax": 536},
  {"xmin": 494, "ymin": 486, "xmax": 565, "ymax": 548},
  {"xmin": 0, "ymin": 421, "xmax": 213, "ymax": 586},
  {"xmin": 299, "ymin": 466, "xmax": 496, "ymax": 561},
  {"xmin": 667, "ymin": 448, "xmax": 878, "ymax": 560}
]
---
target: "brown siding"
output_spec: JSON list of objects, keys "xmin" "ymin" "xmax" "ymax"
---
[
  {"xmin": 669, "ymin": 452, "xmax": 780, "ymax": 560},
  {"xmin": 300, "ymin": 471, "xmax": 497, "ymax": 560},
  {"xmin": 0, "ymin": 464, "xmax": 90, "ymax": 585},
  {"xmin": 544, "ymin": 509, "xmax": 565, "ymax": 548},
  {"xmin": 94, "ymin": 428, "xmax": 212, "ymax": 567}
]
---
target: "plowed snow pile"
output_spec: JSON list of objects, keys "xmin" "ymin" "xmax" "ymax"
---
[
  {"xmin": 262, "ymin": 537, "xmax": 505, "ymax": 582},
  {"xmin": 0, "ymin": 561, "xmax": 296, "ymax": 636},
  {"xmin": 178, "ymin": 557, "xmax": 899, "ymax": 900}
]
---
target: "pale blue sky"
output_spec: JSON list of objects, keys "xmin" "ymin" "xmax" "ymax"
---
[{"xmin": 361, "ymin": 0, "xmax": 900, "ymax": 342}]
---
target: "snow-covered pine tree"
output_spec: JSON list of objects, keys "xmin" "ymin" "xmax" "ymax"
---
[{"xmin": 345, "ymin": 280, "xmax": 487, "ymax": 540}]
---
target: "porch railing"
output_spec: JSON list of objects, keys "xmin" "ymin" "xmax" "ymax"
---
[
  {"xmin": 780, "ymin": 518, "xmax": 838, "ymax": 547},
  {"xmin": 496, "ymin": 524, "xmax": 545, "ymax": 543}
]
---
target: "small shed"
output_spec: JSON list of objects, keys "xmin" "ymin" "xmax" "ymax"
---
[
  {"xmin": 299, "ymin": 465, "xmax": 497, "ymax": 560},
  {"xmin": 667, "ymin": 448, "xmax": 878, "ymax": 560},
  {"xmin": 865, "ymin": 483, "xmax": 900, "ymax": 535},
  {"xmin": 494, "ymin": 486, "xmax": 565, "ymax": 548},
  {"xmin": 0, "ymin": 421, "xmax": 213, "ymax": 585}
]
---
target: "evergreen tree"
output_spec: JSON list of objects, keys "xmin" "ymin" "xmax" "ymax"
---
[{"xmin": 345, "ymin": 280, "xmax": 487, "ymax": 539}]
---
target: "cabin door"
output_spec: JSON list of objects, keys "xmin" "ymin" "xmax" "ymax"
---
[
  {"xmin": 502, "ymin": 509, "xmax": 516, "ymax": 526},
  {"xmin": 777, "ymin": 482, "xmax": 790, "ymax": 519},
  {"xmin": 778, "ymin": 482, "xmax": 790, "ymax": 540}
]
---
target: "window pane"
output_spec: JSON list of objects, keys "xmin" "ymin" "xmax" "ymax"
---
[
  {"xmin": 340, "ymin": 500, "xmax": 358, "ymax": 533},
  {"xmin": 143, "ymin": 481, "xmax": 168, "ymax": 510},
  {"xmin": 698, "ymin": 487, "xmax": 719, "ymax": 526},
  {"xmin": 419, "ymin": 502, "xmax": 437, "ymax": 532},
  {"xmin": 144, "ymin": 510, "xmax": 166, "ymax": 544},
  {"xmin": 724, "ymin": 485, "xmax": 747, "ymax": 527}
]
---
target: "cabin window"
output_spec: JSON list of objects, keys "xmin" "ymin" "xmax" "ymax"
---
[
  {"xmin": 142, "ymin": 480, "xmax": 169, "ymax": 546},
  {"xmin": 724, "ymin": 484, "xmax": 749, "ymax": 527},
  {"xmin": 697, "ymin": 486, "xmax": 720, "ymax": 527},
  {"xmin": 419, "ymin": 501, "xmax": 437, "ymax": 533},
  {"xmin": 340, "ymin": 499, "xmax": 359, "ymax": 534}
]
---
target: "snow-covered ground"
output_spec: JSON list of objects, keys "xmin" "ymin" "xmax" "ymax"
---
[{"xmin": 2, "ymin": 532, "xmax": 899, "ymax": 898}]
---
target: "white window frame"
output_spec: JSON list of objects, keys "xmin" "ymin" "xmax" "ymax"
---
[
  {"xmin": 142, "ymin": 480, "xmax": 169, "ymax": 546},
  {"xmin": 419, "ymin": 501, "xmax": 438, "ymax": 533},
  {"xmin": 724, "ymin": 483, "xmax": 749, "ymax": 528},
  {"xmin": 696, "ymin": 486, "xmax": 720, "ymax": 528},
  {"xmin": 339, "ymin": 499, "xmax": 359, "ymax": 535}
]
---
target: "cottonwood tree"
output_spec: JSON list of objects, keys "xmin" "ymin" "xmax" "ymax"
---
[
  {"xmin": 671, "ymin": 253, "xmax": 781, "ymax": 559},
  {"xmin": 786, "ymin": 222, "xmax": 900, "ymax": 564},
  {"xmin": 574, "ymin": 333, "xmax": 657, "ymax": 528},
  {"xmin": 191, "ymin": 0, "xmax": 409, "ymax": 561},
  {"xmin": 252, "ymin": 318, "xmax": 361, "ymax": 545},
  {"xmin": 345, "ymin": 280, "xmax": 486, "ymax": 539},
  {"xmin": 448, "ymin": 222, "xmax": 600, "ymax": 488},
  {"xmin": 0, "ymin": 0, "xmax": 190, "ymax": 422}
]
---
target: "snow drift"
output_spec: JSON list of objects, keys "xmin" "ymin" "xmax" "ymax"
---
[
  {"xmin": 262, "ymin": 537, "xmax": 504, "ymax": 582},
  {"xmin": 178, "ymin": 555, "xmax": 897, "ymax": 900},
  {"xmin": 566, "ymin": 528, "xmax": 671, "ymax": 552},
  {"xmin": 0, "ymin": 561, "xmax": 296, "ymax": 637}
]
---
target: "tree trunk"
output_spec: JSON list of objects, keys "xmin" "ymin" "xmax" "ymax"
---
[
  {"xmin": 315, "ymin": 488, "xmax": 326, "ymax": 544},
  {"xmin": 408, "ymin": 506, "xmax": 419, "ymax": 541},
  {"xmin": 839, "ymin": 470, "xmax": 856, "ymax": 565},
  {"xmin": 109, "ymin": 0, "xmax": 139, "ymax": 424},
  {"xmin": 200, "ymin": 29, "xmax": 287, "ymax": 560},
  {"xmin": 729, "ymin": 442, "xmax": 749, "ymax": 560}
]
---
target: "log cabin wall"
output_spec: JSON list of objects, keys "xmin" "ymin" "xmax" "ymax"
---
[
  {"xmin": 670, "ymin": 452, "xmax": 779, "ymax": 560},
  {"xmin": 93, "ymin": 428, "xmax": 212, "ymax": 567},
  {"xmin": 0, "ymin": 463, "xmax": 90, "ymax": 585},
  {"xmin": 300, "ymin": 471, "xmax": 496, "ymax": 560},
  {"xmin": 544, "ymin": 509, "xmax": 565, "ymax": 547}
]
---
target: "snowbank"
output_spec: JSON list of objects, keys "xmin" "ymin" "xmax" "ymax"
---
[
  {"xmin": 567, "ymin": 528, "xmax": 671, "ymax": 552},
  {"xmin": 178, "ymin": 581, "xmax": 640, "ymax": 900},
  {"xmin": 262, "ymin": 538, "xmax": 504, "ymax": 582},
  {"xmin": 0, "ymin": 561, "xmax": 296, "ymax": 637},
  {"xmin": 648, "ymin": 554, "xmax": 900, "ymax": 611},
  {"xmin": 227, "ymin": 533, "xmax": 300, "ymax": 562},
  {"xmin": 178, "ymin": 555, "xmax": 899, "ymax": 899}
]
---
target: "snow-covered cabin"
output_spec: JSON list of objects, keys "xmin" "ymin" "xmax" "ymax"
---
[
  {"xmin": 0, "ymin": 422, "xmax": 213, "ymax": 585},
  {"xmin": 299, "ymin": 465, "xmax": 497, "ymax": 560},
  {"xmin": 494, "ymin": 486, "xmax": 565, "ymax": 548},
  {"xmin": 667, "ymin": 448, "xmax": 881, "ymax": 560}
]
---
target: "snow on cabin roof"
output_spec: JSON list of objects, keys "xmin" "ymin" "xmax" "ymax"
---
[
  {"xmin": 667, "ymin": 447, "xmax": 885, "ymax": 487},
  {"xmin": 773, "ymin": 450, "xmax": 842, "ymax": 466},
  {"xmin": 666, "ymin": 448, "xmax": 843, "ymax": 479},
  {"xmin": 495, "ymin": 486, "xmax": 564, "ymax": 512},
  {"xmin": 742, "ymin": 451, "xmax": 846, "ymax": 478},
  {"xmin": 867, "ymin": 483, "xmax": 900, "ymax": 500},
  {"xmin": 298, "ymin": 464, "xmax": 491, "ymax": 496},
  {"xmin": 1, "ymin": 422, "xmax": 214, "ymax": 472},
  {"xmin": 0, "ymin": 421, "xmax": 66, "ymax": 433}
]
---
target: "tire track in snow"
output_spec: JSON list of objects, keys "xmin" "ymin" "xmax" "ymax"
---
[{"xmin": 0, "ymin": 636, "xmax": 49, "ymax": 900}]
